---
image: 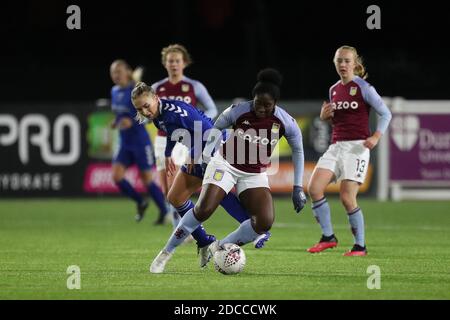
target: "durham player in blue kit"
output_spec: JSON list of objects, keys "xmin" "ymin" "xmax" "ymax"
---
[
  {"xmin": 130, "ymin": 82, "xmax": 271, "ymax": 269},
  {"xmin": 149, "ymin": 69, "xmax": 307, "ymax": 273},
  {"xmin": 109, "ymin": 60, "xmax": 168, "ymax": 224},
  {"xmin": 307, "ymin": 46, "xmax": 392, "ymax": 256}
]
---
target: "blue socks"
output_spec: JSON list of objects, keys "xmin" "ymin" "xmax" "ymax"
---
[
  {"xmin": 116, "ymin": 179, "xmax": 144, "ymax": 204},
  {"xmin": 220, "ymin": 192, "xmax": 249, "ymax": 223},
  {"xmin": 147, "ymin": 182, "xmax": 167, "ymax": 214},
  {"xmin": 312, "ymin": 197, "xmax": 334, "ymax": 237},
  {"xmin": 348, "ymin": 207, "xmax": 365, "ymax": 247},
  {"xmin": 165, "ymin": 208, "xmax": 202, "ymax": 253},
  {"xmin": 219, "ymin": 219, "xmax": 261, "ymax": 246}
]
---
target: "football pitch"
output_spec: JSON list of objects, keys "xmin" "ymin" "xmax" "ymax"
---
[{"xmin": 0, "ymin": 198, "xmax": 449, "ymax": 300}]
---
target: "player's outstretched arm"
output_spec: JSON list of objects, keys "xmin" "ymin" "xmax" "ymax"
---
[
  {"xmin": 283, "ymin": 115, "xmax": 307, "ymax": 213},
  {"xmin": 362, "ymin": 85, "xmax": 392, "ymax": 149}
]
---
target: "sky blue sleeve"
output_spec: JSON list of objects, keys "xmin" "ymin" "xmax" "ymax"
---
[
  {"xmin": 213, "ymin": 106, "xmax": 235, "ymax": 130},
  {"xmin": 362, "ymin": 85, "xmax": 392, "ymax": 134},
  {"xmin": 193, "ymin": 81, "xmax": 218, "ymax": 119},
  {"xmin": 286, "ymin": 128, "xmax": 305, "ymax": 187},
  {"xmin": 280, "ymin": 112, "xmax": 305, "ymax": 187},
  {"xmin": 202, "ymin": 106, "xmax": 235, "ymax": 161}
]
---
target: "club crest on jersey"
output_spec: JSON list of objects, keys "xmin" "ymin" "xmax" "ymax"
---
[
  {"xmin": 349, "ymin": 87, "xmax": 358, "ymax": 96},
  {"xmin": 271, "ymin": 123, "xmax": 280, "ymax": 134},
  {"xmin": 159, "ymin": 87, "xmax": 166, "ymax": 92},
  {"xmin": 182, "ymin": 84, "xmax": 190, "ymax": 92},
  {"xmin": 213, "ymin": 170, "xmax": 224, "ymax": 181}
]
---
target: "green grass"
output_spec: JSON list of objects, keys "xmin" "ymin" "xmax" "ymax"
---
[{"xmin": 0, "ymin": 198, "xmax": 449, "ymax": 300}]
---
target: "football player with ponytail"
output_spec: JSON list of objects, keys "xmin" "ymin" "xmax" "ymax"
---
[
  {"xmin": 149, "ymin": 68, "xmax": 307, "ymax": 273},
  {"xmin": 109, "ymin": 59, "xmax": 167, "ymax": 224},
  {"xmin": 307, "ymin": 46, "xmax": 392, "ymax": 256}
]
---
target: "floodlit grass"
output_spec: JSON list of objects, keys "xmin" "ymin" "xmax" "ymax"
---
[{"xmin": 1, "ymin": 198, "xmax": 449, "ymax": 299}]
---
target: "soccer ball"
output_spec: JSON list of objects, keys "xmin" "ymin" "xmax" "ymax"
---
[{"xmin": 213, "ymin": 243, "xmax": 246, "ymax": 275}]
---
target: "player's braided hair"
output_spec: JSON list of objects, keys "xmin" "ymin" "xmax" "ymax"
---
[
  {"xmin": 252, "ymin": 68, "xmax": 283, "ymax": 101},
  {"xmin": 336, "ymin": 45, "xmax": 369, "ymax": 79}
]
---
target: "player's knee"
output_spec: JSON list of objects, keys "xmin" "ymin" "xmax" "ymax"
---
[
  {"xmin": 141, "ymin": 175, "xmax": 152, "ymax": 185},
  {"xmin": 340, "ymin": 193, "xmax": 356, "ymax": 212},
  {"xmin": 308, "ymin": 181, "xmax": 324, "ymax": 201},
  {"xmin": 167, "ymin": 190, "xmax": 183, "ymax": 208},
  {"xmin": 255, "ymin": 212, "xmax": 274, "ymax": 233},
  {"xmin": 112, "ymin": 171, "xmax": 124, "ymax": 184},
  {"xmin": 193, "ymin": 202, "xmax": 215, "ymax": 222},
  {"xmin": 255, "ymin": 221, "xmax": 272, "ymax": 234}
]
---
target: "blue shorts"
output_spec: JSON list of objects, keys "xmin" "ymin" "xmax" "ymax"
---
[
  {"xmin": 113, "ymin": 144, "xmax": 155, "ymax": 171},
  {"xmin": 181, "ymin": 164, "xmax": 204, "ymax": 179}
]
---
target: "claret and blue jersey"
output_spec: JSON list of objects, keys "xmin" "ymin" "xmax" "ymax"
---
[
  {"xmin": 205, "ymin": 100, "xmax": 305, "ymax": 187},
  {"xmin": 329, "ymin": 76, "xmax": 391, "ymax": 143}
]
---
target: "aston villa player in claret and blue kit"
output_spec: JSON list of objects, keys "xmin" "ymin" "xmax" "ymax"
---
[
  {"xmin": 149, "ymin": 69, "xmax": 307, "ymax": 273},
  {"xmin": 307, "ymin": 46, "xmax": 392, "ymax": 256},
  {"xmin": 130, "ymin": 82, "xmax": 273, "ymax": 273}
]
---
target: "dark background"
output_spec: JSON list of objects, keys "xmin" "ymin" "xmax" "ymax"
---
[{"xmin": 1, "ymin": 0, "xmax": 449, "ymax": 102}]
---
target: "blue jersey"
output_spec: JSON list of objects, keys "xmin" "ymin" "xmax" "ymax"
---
[
  {"xmin": 111, "ymin": 83, "xmax": 151, "ymax": 148},
  {"xmin": 153, "ymin": 99, "xmax": 215, "ymax": 161}
]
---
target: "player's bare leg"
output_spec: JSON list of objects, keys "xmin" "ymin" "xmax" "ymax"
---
[
  {"xmin": 158, "ymin": 169, "xmax": 169, "ymax": 196},
  {"xmin": 207, "ymin": 188, "xmax": 273, "ymax": 263},
  {"xmin": 160, "ymin": 166, "xmax": 185, "ymax": 228},
  {"xmin": 167, "ymin": 170, "xmax": 201, "ymax": 208},
  {"xmin": 194, "ymin": 183, "xmax": 227, "ymax": 221},
  {"xmin": 340, "ymin": 180, "xmax": 367, "ymax": 256},
  {"xmin": 239, "ymin": 187, "xmax": 274, "ymax": 234},
  {"xmin": 307, "ymin": 168, "xmax": 338, "ymax": 253}
]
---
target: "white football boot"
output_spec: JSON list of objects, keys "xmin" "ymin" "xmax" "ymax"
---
[
  {"xmin": 149, "ymin": 250, "xmax": 173, "ymax": 274},
  {"xmin": 199, "ymin": 240, "xmax": 222, "ymax": 268},
  {"xmin": 198, "ymin": 245, "xmax": 210, "ymax": 268}
]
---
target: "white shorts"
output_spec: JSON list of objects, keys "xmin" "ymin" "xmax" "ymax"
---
[
  {"xmin": 154, "ymin": 135, "xmax": 189, "ymax": 171},
  {"xmin": 202, "ymin": 154, "xmax": 270, "ymax": 195},
  {"xmin": 314, "ymin": 140, "xmax": 370, "ymax": 184}
]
